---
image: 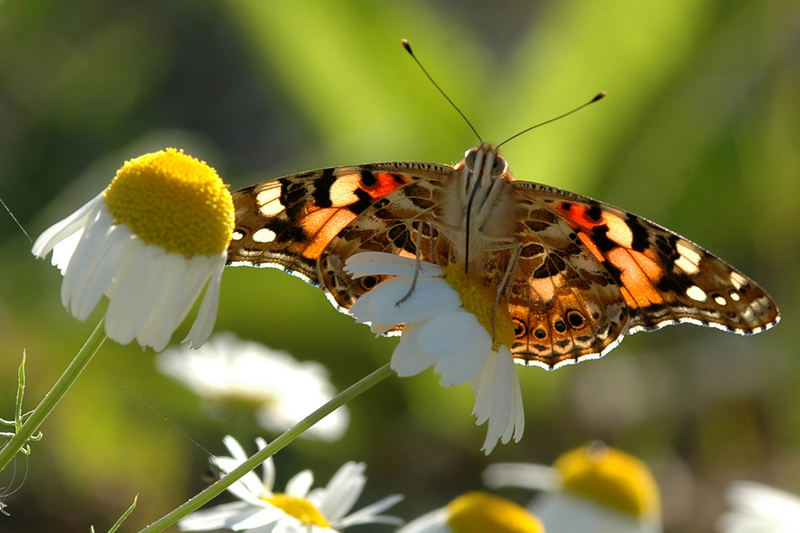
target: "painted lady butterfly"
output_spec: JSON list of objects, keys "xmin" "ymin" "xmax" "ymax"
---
[
  {"xmin": 226, "ymin": 44, "xmax": 779, "ymax": 369},
  {"xmin": 226, "ymin": 141, "xmax": 779, "ymax": 369}
]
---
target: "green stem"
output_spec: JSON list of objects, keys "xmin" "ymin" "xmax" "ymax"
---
[
  {"xmin": 0, "ymin": 319, "xmax": 107, "ymax": 471},
  {"xmin": 139, "ymin": 362, "xmax": 395, "ymax": 533}
]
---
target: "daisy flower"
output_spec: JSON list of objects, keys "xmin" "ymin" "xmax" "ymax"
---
[
  {"xmin": 32, "ymin": 148, "xmax": 234, "ymax": 351},
  {"xmin": 483, "ymin": 443, "xmax": 662, "ymax": 532},
  {"xmin": 178, "ymin": 435, "xmax": 402, "ymax": 532},
  {"xmin": 156, "ymin": 332, "xmax": 349, "ymax": 441},
  {"xmin": 343, "ymin": 252, "xmax": 524, "ymax": 454},
  {"xmin": 397, "ymin": 492, "xmax": 545, "ymax": 533},
  {"xmin": 717, "ymin": 481, "xmax": 800, "ymax": 532}
]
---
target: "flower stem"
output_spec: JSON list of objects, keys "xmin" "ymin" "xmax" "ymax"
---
[
  {"xmin": 0, "ymin": 319, "xmax": 107, "ymax": 471},
  {"xmin": 139, "ymin": 362, "xmax": 395, "ymax": 533}
]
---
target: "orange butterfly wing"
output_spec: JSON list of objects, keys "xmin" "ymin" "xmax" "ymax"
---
[
  {"xmin": 227, "ymin": 157, "xmax": 779, "ymax": 370},
  {"xmin": 506, "ymin": 180, "xmax": 779, "ymax": 368}
]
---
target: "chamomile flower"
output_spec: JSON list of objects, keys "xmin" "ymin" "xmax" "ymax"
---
[
  {"xmin": 717, "ymin": 481, "xmax": 800, "ymax": 532},
  {"xmin": 32, "ymin": 148, "xmax": 234, "ymax": 351},
  {"xmin": 483, "ymin": 443, "xmax": 662, "ymax": 533},
  {"xmin": 398, "ymin": 492, "xmax": 545, "ymax": 533},
  {"xmin": 178, "ymin": 436, "xmax": 402, "ymax": 532},
  {"xmin": 344, "ymin": 252, "xmax": 524, "ymax": 454},
  {"xmin": 157, "ymin": 332, "xmax": 349, "ymax": 441}
]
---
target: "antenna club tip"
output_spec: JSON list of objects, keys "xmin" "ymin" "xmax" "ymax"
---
[
  {"xmin": 591, "ymin": 91, "xmax": 607, "ymax": 103},
  {"xmin": 401, "ymin": 39, "xmax": 412, "ymax": 54}
]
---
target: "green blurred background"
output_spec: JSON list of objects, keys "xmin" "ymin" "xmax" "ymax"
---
[{"xmin": 0, "ymin": 1, "xmax": 798, "ymax": 531}]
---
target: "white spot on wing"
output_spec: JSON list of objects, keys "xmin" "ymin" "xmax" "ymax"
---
[
  {"xmin": 676, "ymin": 240, "xmax": 702, "ymax": 264},
  {"xmin": 674, "ymin": 240, "xmax": 701, "ymax": 274},
  {"xmin": 730, "ymin": 271, "xmax": 747, "ymax": 290},
  {"xmin": 257, "ymin": 187, "xmax": 285, "ymax": 216},
  {"xmin": 253, "ymin": 228, "xmax": 277, "ymax": 243},
  {"xmin": 686, "ymin": 285, "xmax": 708, "ymax": 302},
  {"xmin": 232, "ymin": 230, "xmax": 244, "ymax": 241},
  {"xmin": 729, "ymin": 290, "xmax": 741, "ymax": 302},
  {"xmin": 714, "ymin": 294, "xmax": 726, "ymax": 305},
  {"xmin": 675, "ymin": 255, "xmax": 699, "ymax": 275}
]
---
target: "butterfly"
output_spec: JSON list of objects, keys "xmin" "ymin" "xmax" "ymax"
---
[{"xmin": 225, "ymin": 139, "xmax": 779, "ymax": 370}]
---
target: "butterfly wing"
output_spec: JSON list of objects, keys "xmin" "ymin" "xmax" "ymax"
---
[
  {"xmin": 226, "ymin": 162, "xmax": 455, "ymax": 309},
  {"xmin": 227, "ymin": 159, "xmax": 779, "ymax": 371},
  {"xmin": 508, "ymin": 180, "xmax": 780, "ymax": 369}
]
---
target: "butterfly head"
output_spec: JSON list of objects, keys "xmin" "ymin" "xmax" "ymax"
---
[{"xmin": 464, "ymin": 143, "xmax": 508, "ymax": 180}]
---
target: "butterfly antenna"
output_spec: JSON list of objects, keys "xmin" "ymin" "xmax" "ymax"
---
[
  {"xmin": 402, "ymin": 39, "xmax": 482, "ymax": 143},
  {"xmin": 496, "ymin": 92, "xmax": 606, "ymax": 148}
]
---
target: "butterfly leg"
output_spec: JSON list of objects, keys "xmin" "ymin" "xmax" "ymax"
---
[
  {"xmin": 395, "ymin": 220, "xmax": 431, "ymax": 307},
  {"xmin": 492, "ymin": 243, "xmax": 521, "ymax": 340}
]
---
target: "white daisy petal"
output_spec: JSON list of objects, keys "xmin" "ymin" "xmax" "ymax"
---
[
  {"xmin": 415, "ymin": 311, "xmax": 477, "ymax": 356},
  {"xmin": 418, "ymin": 313, "xmax": 491, "ymax": 386},
  {"xmin": 335, "ymin": 494, "xmax": 405, "ymax": 528},
  {"xmin": 105, "ymin": 242, "xmax": 164, "ymax": 344},
  {"xmin": 170, "ymin": 254, "xmax": 220, "ymax": 333},
  {"xmin": 350, "ymin": 277, "xmax": 459, "ymax": 326},
  {"xmin": 60, "ymin": 208, "xmax": 116, "ymax": 312},
  {"xmin": 178, "ymin": 501, "xmax": 257, "ymax": 531},
  {"xmin": 256, "ymin": 440, "xmax": 276, "ymax": 491},
  {"xmin": 344, "ymin": 251, "xmax": 442, "ymax": 278},
  {"xmin": 436, "ymin": 333, "xmax": 492, "ymax": 387},
  {"xmin": 317, "ymin": 462, "xmax": 366, "ymax": 520},
  {"xmin": 32, "ymin": 192, "xmax": 104, "ymax": 260},
  {"xmin": 480, "ymin": 353, "xmax": 515, "ymax": 453},
  {"xmin": 217, "ymin": 468, "xmax": 265, "ymax": 503},
  {"xmin": 471, "ymin": 351, "xmax": 498, "ymax": 425},
  {"xmin": 271, "ymin": 522, "xmax": 298, "ymax": 533},
  {"xmin": 223, "ymin": 434, "xmax": 249, "ymax": 462},
  {"xmin": 135, "ymin": 253, "xmax": 187, "ymax": 349},
  {"xmin": 390, "ymin": 323, "xmax": 437, "ymax": 377},
  {"xmin": 184, "ymin": 255, "xmax": 225, "ymax": 348},
  {"xmin": 69, "ymin": 222, "xmax": 133, "ymax": 320},
  {"xmin": 50, "ymin": 229, "xmax": 85, "ymax": 273},
  {"xmin": 719, "ymin": 481, "xmax": 800, "ymax": 533},
  {"xmin": 494, "ymin": 350, "xmax": 520, "ymax": 444},
  {"xmin": 231, "ymin": 505, "xmax": 285, "ymax": 530},
  {"xmin": 285, "ymin": 470, "xmax": 314, "ymax": 498}
]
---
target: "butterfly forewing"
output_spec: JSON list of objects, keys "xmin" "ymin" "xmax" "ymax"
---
[{"xmin": 227, "ymin": 162, "xmax": 454, "ymax": 308}]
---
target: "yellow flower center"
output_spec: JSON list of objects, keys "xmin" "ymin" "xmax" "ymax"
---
[
  {"xmin": 103, "ymin": 148, "xmax": 234, "ymax": 257},
  {"xmin": 442, "ymin": 265, "xmax": 515, "ymax": 350},
  {"xmin": 446, "ymin": 492, "xmax": 544, "ymax": 533},
  {"xmin": 554, "ymin": 443, "xmax": 660, "ymax": 519},
  {"xmin": 263, "ymin": 493, "xmax": 331, "ymax": 528}
]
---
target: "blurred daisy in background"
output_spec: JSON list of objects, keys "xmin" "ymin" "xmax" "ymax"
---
[
  {"xmin": 32, "ymin": 148, "xmax": 234, "ymax": 351},
  {"xmin": 717, "ymin": 481, "xmax": 800, "ymax": 533},
  {"xmin": 179, "ymin": 435, "xmax": 402, "ymax": 532},
  {"xmin": 397, "ymin": 491, "xmax": 544, "ymax": 533},
  {"xmin": 484, "ymin": 442, "xmax": 661, "ymax": 533},
  {"xmin": 345, "ymin": 252, "xmax": 524, "ymax": 454},
  {"xmin": 157, "ymin": 333, "xmax": 349, "ymax": 441}
]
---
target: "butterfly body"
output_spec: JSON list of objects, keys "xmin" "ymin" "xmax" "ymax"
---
[{"xmin": 227, "ymin": 144, "xmax": 779, "ymax": 369}]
